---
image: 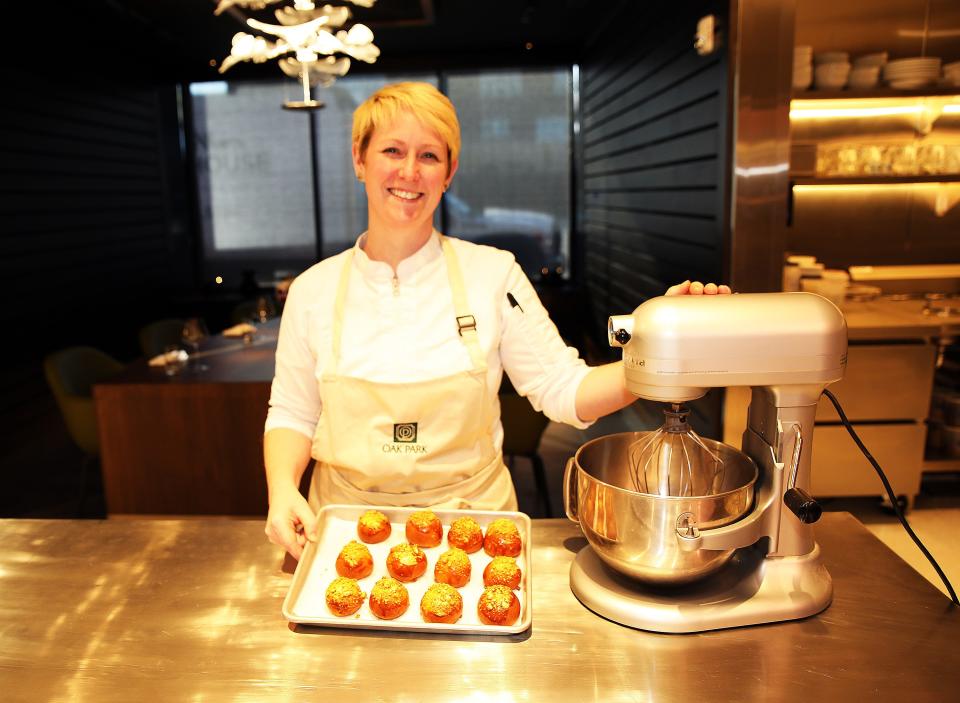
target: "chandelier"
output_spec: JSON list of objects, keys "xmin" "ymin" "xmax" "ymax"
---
[{"xmin": 214, "ymin": 0, "xmax": 381, "ymax": 110}]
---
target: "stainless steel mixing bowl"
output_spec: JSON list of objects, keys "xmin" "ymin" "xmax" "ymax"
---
[{"xmin": 564, "ymin": 431, "xmax": 758, "ymax": 585}]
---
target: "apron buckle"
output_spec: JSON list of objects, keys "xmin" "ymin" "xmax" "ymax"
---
[{"xmin": 456, "ymin": 315, "xmax": 477, "ymax": 336}]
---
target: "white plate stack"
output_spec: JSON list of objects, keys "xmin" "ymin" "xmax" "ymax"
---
[
  {"xmin": 813, "ymin": 51, "xmax": 850, "ymax": 90},
  {"xmin": 883, "ymin": 57, "xmax": 941, "ymax": 89},
  {"xmin": 849, "ymin": 52, "xmax": 887, "ymax": 90},
  {"xmin": 943, "ymin": 61, "xmax": 960, "ymax": 87},
  {"xmin": 793, "ymin": 45, "xmax": 813, "ymax": 91}
]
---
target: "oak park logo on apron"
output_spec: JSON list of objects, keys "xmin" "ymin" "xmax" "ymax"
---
[{"xmin": 384, "ymin": 422, "xmax": 426, "ymax": 454}]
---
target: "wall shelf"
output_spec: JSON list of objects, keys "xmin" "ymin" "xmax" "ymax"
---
[
  {"xmin": 793, "ymin": 87, "xmax": 960, "ymax": 100},
  {"xmin": 792, "ymin": 175, "xmax": 960, "ymax": 186}
]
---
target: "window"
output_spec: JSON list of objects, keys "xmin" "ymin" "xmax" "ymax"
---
[
  {"xmin": 190, "ymin": 81, "xmax": 317, "ymax": 284},
  {"xmin": 446, "ymin": 70, "xmax": 571, "ymax": 279},
  {"xmin": 189, "ymin": 68, "xmax": 571, "ymax": 284}
]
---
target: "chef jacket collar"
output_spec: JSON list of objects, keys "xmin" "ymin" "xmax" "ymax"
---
[{"xmin": 353, "ymin": 229, "xmax": 443, "ymax": 284}]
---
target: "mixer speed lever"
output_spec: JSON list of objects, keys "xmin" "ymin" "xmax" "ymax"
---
[{"xmin": 783, "ymin": 487, "xmax": 822, "ymax": 524}]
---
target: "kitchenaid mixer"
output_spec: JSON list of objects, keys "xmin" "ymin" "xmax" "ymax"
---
[{"xmin": 564, "ymin": 291, "xmax": 848, "ymax": 633}]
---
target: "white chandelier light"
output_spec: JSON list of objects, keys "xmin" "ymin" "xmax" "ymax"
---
[{"xmin": 214, "ymin": 0, "xmax": 381, "ymax": 110}]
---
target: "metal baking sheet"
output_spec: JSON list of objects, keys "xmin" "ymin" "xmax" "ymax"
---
[{"xmin": 282, "ymin": 504, "xmax": 532, "ymax": 635}]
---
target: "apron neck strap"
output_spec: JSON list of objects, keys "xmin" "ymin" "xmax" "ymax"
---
[
  {"xmin": 329, "ymin": 248, "xmax": 355, "ymax": 373},
  {"xmin": 328, "ymin": 235, "xmax": 486, "ymax": 372},
  {"xmin": 440, "ymin": 236, "xmax": 486, "ymax": 370}
]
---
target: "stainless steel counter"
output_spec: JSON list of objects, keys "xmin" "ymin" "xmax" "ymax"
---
[
  {"xmin": 842, "ymin": 298, "xmax": 960, "ymax": 341},
  {"xmin": 1, "ymin": 515, "xmax": 957, "ymax": 702}
]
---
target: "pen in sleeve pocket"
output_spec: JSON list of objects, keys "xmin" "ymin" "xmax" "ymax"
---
[{"xmin": 507, "ymin": 292, "xmax": 523, "ymax": 313}]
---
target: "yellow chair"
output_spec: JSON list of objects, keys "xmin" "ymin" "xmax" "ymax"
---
[
  {"xmin": 500, "ymin": 380, "xmax": 552, "ymax": 517},
  {"xmin": 138, "ymin": 318, "xmax": 185, "ymax": 358},
  {"xmin": 43, "ymin": 346, "xmax": 124, "ymax": 515}
]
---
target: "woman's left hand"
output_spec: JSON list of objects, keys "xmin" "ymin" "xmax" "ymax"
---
[{"xmin": 665, "ymin": 280, "xmax": 732, "ymax": 296}]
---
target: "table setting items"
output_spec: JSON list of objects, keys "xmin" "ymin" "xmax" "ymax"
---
[
  {"xmin": 942, "ymin": 61, "xmax": 960, "ymax": 87},
  {"xmin": 848, "ymin": 52, "xmax": 886, "ymax": 90},
  {"xmin": 222, "ymin": 322, "xmax": 258, "ymax": 345},
  {"xmin": 883, "ymin": 57, "xmax": 942, "ymax": 89},
  {"xmin": 797, "ymin": 47, "xmax": 950, "ymax": 91},
  {"xmin": 813, "ymin": 51, "xmax": 850, "ymax": 90},
  {"xmin": 793, "ymin": 45, "xmax": 813, "ymax": 91},
  {"xmin": 148, "ymin": 346, "xmax": 189, "ymax": 376}
]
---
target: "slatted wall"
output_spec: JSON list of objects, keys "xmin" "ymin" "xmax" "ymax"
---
[
  {"xmin": 576, "ymin": 0, "xmax": 730, "ymax": 343},
  {"xmin": 0, "ymin": 67, "xmax": 191, "ymax": 505}
]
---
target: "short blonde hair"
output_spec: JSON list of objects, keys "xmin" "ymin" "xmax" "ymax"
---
[{"xmin": 352, "ymin": 82, "xmax": 461, "ymax": 175}]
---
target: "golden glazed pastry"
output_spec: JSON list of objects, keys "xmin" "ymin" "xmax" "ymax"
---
[
  {"xmin": 357, "ymin": 509, "xmax": 392, "ymax": 544},
  {"xmin": 405, "ymin": 510, "xmax": 443, "ymax": 548},
  {"xmin": 447, "ymin": 516, "xmax": 483, "ymax": 553},
  {"xmin": 434, "ymin": 547, "xmax": 472, "ymax": 588},
  {"xmin": 386, "ymin": 543, "xmax": 428, "ymax": 582},
  {"xmin": 420, "ymin": 583, "xmax": 463, "ymax": 624},
  {"xmin": 482, "ymin": 518, "xmax": 522, "ymax": 557},
  {"xmin": 335, "ymin": 540, "xmax": 374, "ymax": 579},
  {"xmin": 325, "ymin": 577, "xmax": 366, "ymax": 617},
  {"xmin": 477, "ymin": 585, "xmax": 521, "ymax": 626},
  {"xmin": 483, "ymin": 556, "xmax": 521, "ymax": 590},
  {"xmin": 368, "ymin": 576, "xmax": 409, "ymax": 620}
]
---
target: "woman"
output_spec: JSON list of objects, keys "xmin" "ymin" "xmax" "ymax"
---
[{"xmin": 264, "ymin": 82, "xmax": 730, "ymax": 558}]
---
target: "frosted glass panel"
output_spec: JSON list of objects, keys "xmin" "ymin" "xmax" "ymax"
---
[{"xmin": 191, "ymin": 81, "xmax": 316, "ymax": 254}]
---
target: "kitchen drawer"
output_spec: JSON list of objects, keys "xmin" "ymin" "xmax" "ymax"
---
[
  {"xmin": 815, "ymin": 343, "xmax": 936, "ymax": 422},
  {"xmin": 810, "ymin": 423, "xmax": 926, "ymax": 500}
]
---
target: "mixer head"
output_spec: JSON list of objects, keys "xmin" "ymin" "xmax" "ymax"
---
[{"xmin": 608, "ymin": 292, "xmax": 848, "ymax": 402}]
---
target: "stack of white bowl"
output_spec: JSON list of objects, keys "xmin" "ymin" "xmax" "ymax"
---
[
  {"xmin": 883, "ymin": 57, "xmax": 941, "ymax": 89},
  {"xmin": 848, "ymin": 52, "xmax": 886, "ymax": 90},
  {"xmin": 793, "ymin": 45, "xmax": 813, "ymax": 90},
  {"xmin": 813, "ymin": 51, "xmax": 850, "ymax": 90},
  {"xmin": 943, "ymin": 61, "xmax": 960, "ymax": 87}
]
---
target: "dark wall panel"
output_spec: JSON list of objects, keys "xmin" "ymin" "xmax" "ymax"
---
[
  {"xmin": 0, "ymin": 67, "xmax": 194, "ymax": 509},
  {"xmin": 576, "ymin": 0, "xmax": 730, "ymax": 342}
]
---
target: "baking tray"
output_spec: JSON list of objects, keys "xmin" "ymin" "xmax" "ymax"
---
[{"xmin": 282, "ymin": 504, "xmax": 532, "ymax": 635}]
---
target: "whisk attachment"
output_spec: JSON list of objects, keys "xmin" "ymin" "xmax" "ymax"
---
[{"xmin": 628, "ymin": 404, "xmax": 726, "ymax": 497}]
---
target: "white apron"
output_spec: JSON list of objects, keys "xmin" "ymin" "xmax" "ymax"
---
[{"xmin": 308, "ymin": 235, "xmax": 517, "ymax": 512}]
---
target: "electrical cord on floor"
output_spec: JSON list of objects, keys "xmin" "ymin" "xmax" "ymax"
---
[{"xmin": 822, "ymin": 388, "xmax": 959, "ymax": 606}]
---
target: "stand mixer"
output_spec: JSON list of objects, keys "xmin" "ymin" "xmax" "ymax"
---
[{"xmin": 564, "ymin": 292, "xmax": 848, "ymax": 633}]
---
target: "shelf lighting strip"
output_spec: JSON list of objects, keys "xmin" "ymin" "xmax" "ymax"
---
[{"xmin": 790, "ymin": 97, "xmax": 960, "ymax": 120}]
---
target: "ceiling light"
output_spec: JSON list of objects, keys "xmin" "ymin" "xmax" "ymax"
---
[{"xmin": 213, "ymin": 0, "xmax": 380, "ymax": 110}]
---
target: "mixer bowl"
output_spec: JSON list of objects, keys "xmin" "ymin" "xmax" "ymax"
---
[{"xmin": 564, "ymin": 431, "xmax": 758, "ymax": 585}]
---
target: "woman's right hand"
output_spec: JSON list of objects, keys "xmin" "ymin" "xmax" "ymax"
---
[{"xmin": 264, "ymin": 484, "xmax": 318, "ymax": 560}]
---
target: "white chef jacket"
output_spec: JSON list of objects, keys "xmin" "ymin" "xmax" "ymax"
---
[{"xmin": 265, "ymin": 231, "xmax": 594, "ymax": 448}]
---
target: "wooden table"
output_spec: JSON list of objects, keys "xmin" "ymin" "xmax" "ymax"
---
[
  {"xmin": 1, "ymin": 513, "xmax": 957, "ymax": 702},
  {"xmin": 93, "ymin": 322, "xmax": 278, "ymax": 515}
]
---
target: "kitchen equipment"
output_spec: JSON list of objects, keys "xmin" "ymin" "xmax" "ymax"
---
[
  {"xmin": 565, "ymin": 292, "xmax": 847, "ymax": 632},
  {"xmin": 567, "ymin": 431, "xmax": 757, "ymax": 584},
  {"xmin": 627, "ymin": 403, "xmax": 727, "ymax": 496}
]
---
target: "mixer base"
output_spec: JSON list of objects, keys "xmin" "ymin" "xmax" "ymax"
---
[{"xmin": 569, "ymin": 544, "xmax": 832, "ymax": 633}]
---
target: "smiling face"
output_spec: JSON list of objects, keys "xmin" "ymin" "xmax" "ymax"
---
[{"xmin": 353, "ymin": 110, "xmax": 458, "ymax": 239}]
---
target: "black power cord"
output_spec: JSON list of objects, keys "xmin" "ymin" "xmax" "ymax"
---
[{"xmin": 822, "ymin": 388, "xmax": 959, "ymax": 606}]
